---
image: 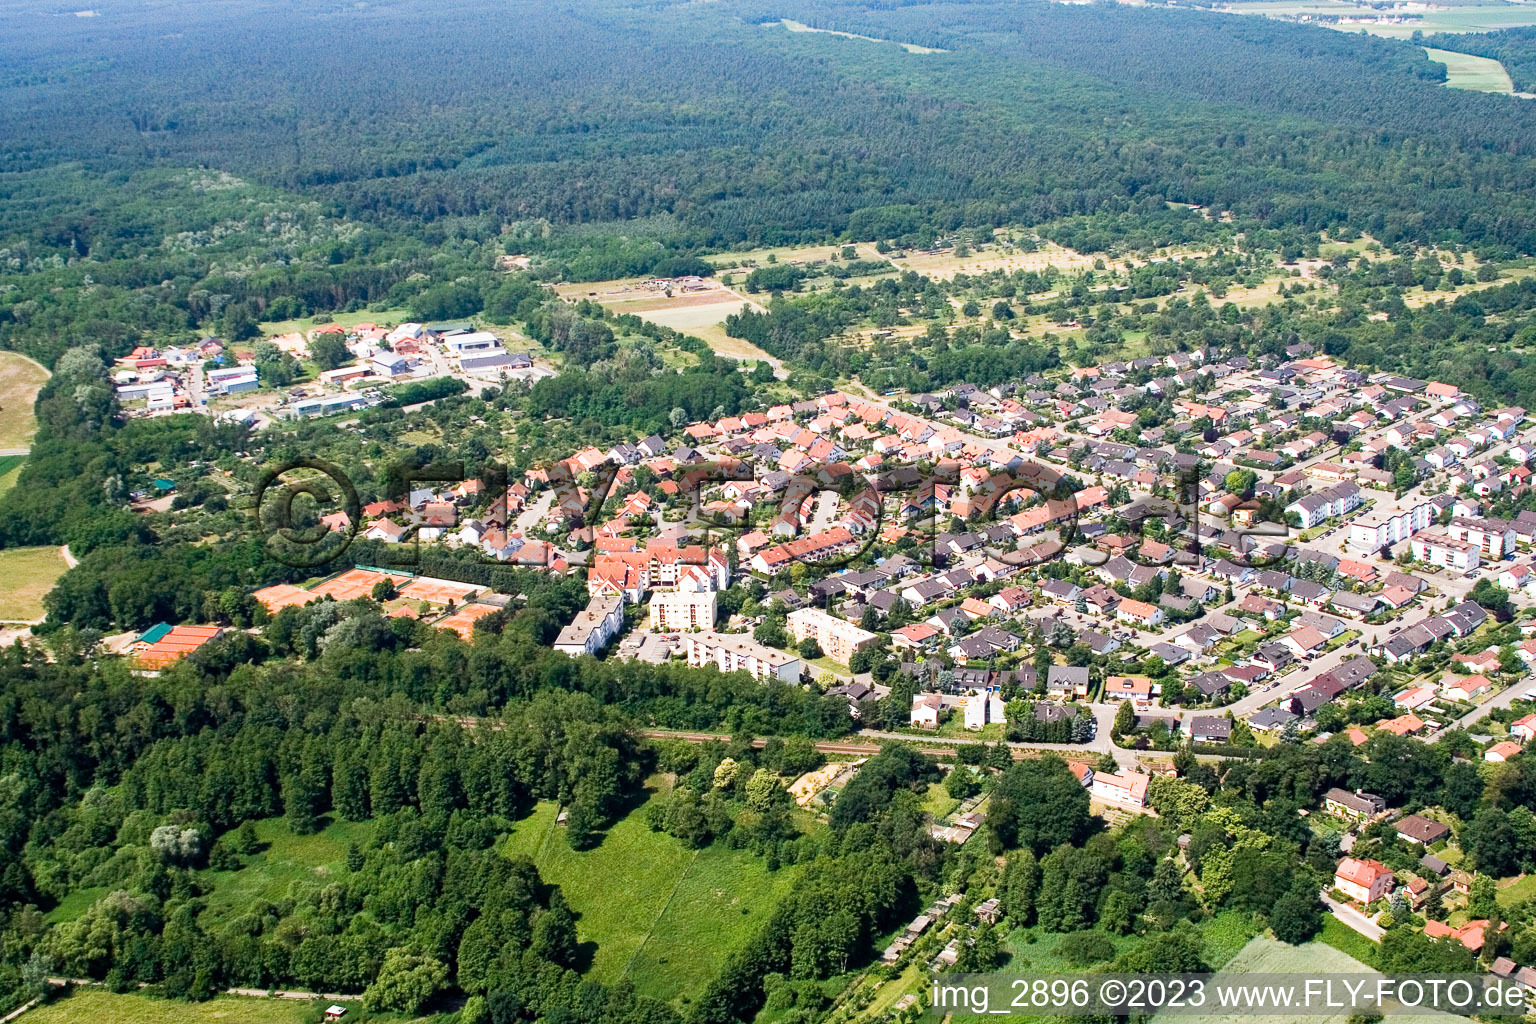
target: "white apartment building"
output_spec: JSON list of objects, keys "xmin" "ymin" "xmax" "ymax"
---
[
  {"xmin": 648, "ymin": 588, "xmax": 718, "ymax": 632},
  {"xmin": 1349, "ymin": 500, "xmax": 1436, "ymax": 550},
  {"xmin": 1409, "ymin": 530, "xmax": 1481, "ymax": 572},
  {"xmin": 685, "ymin": 632, "xmax": 802, "ymax": 683},
  {"xmin": 787, "ymin": 607, "xmax": 879, "ymax": 664},
  {"xmin": 553, "ymin": 595, "xmax": 626, "ymax": 656}
]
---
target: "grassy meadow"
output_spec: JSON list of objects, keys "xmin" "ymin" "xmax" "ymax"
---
[
  {"xmin": 502, "ymin": 798, "xmax": 798, "ymax": 1006},
  {"xmin": 0, "ymin": 545, "xmax": 68, "ymax": 621},
  {"xmin": 1424, "ymin": 47, "xmax": 1514, "ymax": 93},
  {"xmin": 25, "ymin": 990, "xmax": 332, "ymax": 1024},
  {"xmin": 0, "ymin": 350, "xmax": 48, "ymax": 451}
]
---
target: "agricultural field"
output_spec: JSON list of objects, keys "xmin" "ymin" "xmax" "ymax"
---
[
  {"xmin": 0, "ymin": 350, "xmax": 48, "ymax": 451},
  {"xmin": 502, "ymin": 797, "xmax": 799, "ymax": 1005},
  {"xmin": 553, "ymin": 276, "xmax": 779, "ymax": 368},
  {"xmin": 1171, "ymin": 932, "xmax": 1469, "ymax": 1024},
  {"xmin": 24, "ymin": 990, "xmax": 333, "ymax": 1024},
  {"xmin": 1226, "ymin": 0, "xmax": 1536, "ymax": 38},
  {"xmin": 0, "ymin": 545, "xmax": 68, "ymax": 622},
  {"xmin": 1424, "ymin": 47, "xmax": 1515, "ymax": 93}
]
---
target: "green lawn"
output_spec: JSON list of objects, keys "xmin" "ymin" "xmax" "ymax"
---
[
  {"xmin": 920, "ymin": 782, "xmax": 960, "ymax": 821},
  {"xmin": 504, "ymin": 797, "xmax": 799, "ymax": 1005},
  {"xmin": 1167, "ymin": 932, "xmax": 1471, "ymax": 1024},
  {"xmin": 623, "ymin": 842, "xmax": 801, "ymax": 1005},
  {"xmin": 1497, "ymin": 873, "xmax": 1536, "ymax": 909},
  {"xmin": 0, "ymin": 545, "xmax": 68, "ymax": 622},
  {"xmin": 25, "ymin": 990, "xmax": 327, "ymax": 1024},
  {"xmin": 0, "ymin": 454, "xmax": 24, "ymax": 495},
  {"xmin": 45, "ymin": 885, "xmax": 110, "ymax": 925},
  {"xmin": 199, "ymin": 817, "xmax": 378, "ymax": 922}
]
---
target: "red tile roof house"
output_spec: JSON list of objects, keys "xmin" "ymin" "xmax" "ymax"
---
[
  {"xmin": 1512, "ymin": 714, "xmax": 1536, "ymax": 743},
  {"xmin": 1115, "ymin": 598, "xmax": 1164, "ymax": 627},
  {"xmin": 1424, "ymin": 919, "xmax": 1503, "ymax": 953},
  {"xmin": 1335, "ymin": 857, "xmax": 1395, "ymax": 905},
  {"xmin": 890, "ymin": 623, "xmax": 940, "ymax": 650},
  {"xmin": 1485, "ymin": 740, "xmax": 1524, "ymax": 762}
]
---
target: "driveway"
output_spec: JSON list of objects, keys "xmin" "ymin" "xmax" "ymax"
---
[{"xmin": 1321, "ymin": 892, "xmax": 1385, "ymax": 941}]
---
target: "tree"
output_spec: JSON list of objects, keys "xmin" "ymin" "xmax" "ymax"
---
[
  {"xmin": 363, "ymin": 948, "xmax": 448, "ymax": 1014},
  {"xmin": 1270, "ymin": 877, "xmax": 1323, "ymax": 944},
  {"xmin": 797, "ymin": 638, "xmax": 823, "ymax": 660},
  {"xmin": 309, "ymin": 332, "xmax": 351, "ymax": 371},
  {"xmin": 1470, "ymin": 579, "xmax": 1512, "ymax": 619},
  {"xmin": 1112, "ymin": 700, "xmax": 1136, "ymax": 737},
  {"xmin": 713, "ymin": 757, "xmax": 741, "ymax": 789},
  {"xmin": 988, "ymin": 757, "xmax": 1092, "ymax": 855},
  {"xmin": 945, "ymin": 766, "xmax": 980, "ymax": 799},
  {"xmin": 1002, "ymin": 849, "xmax": 1040, "ymax": 925}
]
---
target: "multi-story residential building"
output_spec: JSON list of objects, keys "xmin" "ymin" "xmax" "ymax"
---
[
  {"xmin": 648, "ymin": 588, "xmax": 718, "ymax": 632},
  {"xmin": 1285, "ymin": 482, "xmax": 1362, "ymax": 530},
  {"xmin": 1090, "ymin": 770, "xmax": 1149, "ymax": 809},
  {"xmin": 1349, "ymin": 500, "xmax": 1437, "ymax": 550},
  {"xmin": 1335, "ymin": 858, "xmax": 1395, "ymax": 905},
  {"xmin": 554, "ymin": 596, "xmax": 625, "ymax": 657},
  {"xmin": 1409, "ymin": 530, "xmax": 1480, "ymax": 572},
  {"xmin": 684, "ymin": 632, "xmax": 802, "ymax": 683},
  {"xmin": 787, "ymin": 607, "xmax": 878, "ymax": 664},
  {"xmin": 1445, "ymin": 516, "xmax": 1517, "ymax": 559}
]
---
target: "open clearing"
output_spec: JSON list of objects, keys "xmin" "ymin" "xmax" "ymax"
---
[
  {"xmin": 0, "ymin": 454, "xmax": 25, "ymax": 495},
  {"xmin": 25, "ymin": 990, "xmax": 322, "ymax": 1024},
  {"xmin": 1155, "ymin": 933, "xmax": 1468, "ymax": 1024},
  {"xmin": 256, "ymin": 306, "xmax": 413, "ymax": 338},
  {"xmin": 1424, "ymin": 47, "xmax": 1514, "ymax": 93},
  {"xmin": 0, "ymin": 350, "xmax": 49, "ymax": 451},
  {"xmin": 554, "ymin": 277, "xmax": 780, "ymax": 368},
  {"xmin": 777, "ymin": 18, "xmax": 948, "ymax": 54},
  {"xmin": 0, "ymin": 546, "xmax": 67, "ymax": 622},
  {"xmin": 200, "ymin": 816, "xmax": 377, "ymax": 922},
  {"xmin": 503, "ymin": 797, "xmax": 800, "ymax": 1005}
]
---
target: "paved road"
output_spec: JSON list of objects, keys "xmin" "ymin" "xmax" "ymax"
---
[
  {"xmin": 0, "ymin": 448, "xmax": 29, "ymax": 458},
  {"xmin": 1430, "ymin": 677, "xmax": 1536, "ymax": 740},
  {"xmin": 1320, "ymin": 893, "xmax": 1385, "ymax": 942},
  {"xmin": 514, "ymin": 489, "xmax": 555, "ymax": 533}
]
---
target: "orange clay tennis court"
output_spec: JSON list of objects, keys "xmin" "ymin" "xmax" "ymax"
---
[
  {"xmin": 434, "ymin": 604, "xmax": 496, "ymax": 639},
  {"xmin": 398, "ymin": 577, "xmax": 479, "ymax": 604},
  {"xmin": 255, "ymin": 570, "xmax": 480, "ymax": 614},
  {"xmin": 309, "ymin": 568, "xmax": 413, "ymax": 601}
]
